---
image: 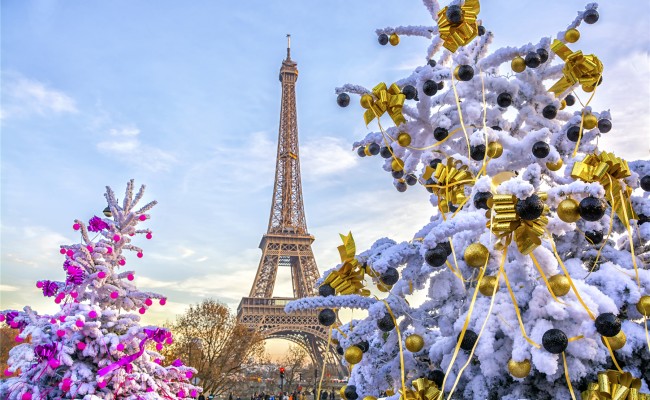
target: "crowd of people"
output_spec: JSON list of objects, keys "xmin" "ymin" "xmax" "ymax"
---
[{"xmin": 197, "ymin": 390, "xmax": 339, "ymax": 400}]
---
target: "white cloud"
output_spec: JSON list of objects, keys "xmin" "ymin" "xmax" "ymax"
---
[
  {"xmin": 1, "ymin": 72, "xmax": 77, "ymax": 120},
  {"xmin": 301, "ymin": 136, "xmax": 359, "ymax": 180},
  {"xmin": 97, "ymin": 125, "xmax": 178, "ymax": 172},
  {"xmin": 0, "ymin": 284, "xmax": 19, "ymax": 292}
]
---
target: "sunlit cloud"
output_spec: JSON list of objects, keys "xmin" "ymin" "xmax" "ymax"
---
[
  {"xmin": 97, "ymin": 125, "xmax": 178, "ymax": 172},
  {"xmin": 1, "ymin": 72, "xmax": 77, "ymax": 120}
]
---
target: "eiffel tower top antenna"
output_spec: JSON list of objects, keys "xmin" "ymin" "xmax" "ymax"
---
[{"xmin": 286, "ymin": 33, "xmax": 291, "ymax": 60}]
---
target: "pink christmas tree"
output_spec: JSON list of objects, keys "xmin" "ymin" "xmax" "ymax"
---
[{"xmin": 1, "ymin": 180, "xmax": 200, "ymax": 399}]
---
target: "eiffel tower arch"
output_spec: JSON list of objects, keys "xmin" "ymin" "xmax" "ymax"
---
[{"xmin": 237, "ymin": 36, "xmax": 344, "ymax": 378}]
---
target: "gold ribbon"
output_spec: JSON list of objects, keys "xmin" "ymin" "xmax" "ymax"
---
[
  {"xmin": 581, "ymin": 370, "xmax": 650, "ymax": 400},
  {"xmin": 571, "ymin": 152, "xmax": 637, "ymax": 227},
  {"xmin": 322, "ymin": 232, "xmax": 370, "ymax": 296},
  {"xmin": 399, "ymin": 378, "xmax": 441, "ymax": 400},
  {"xmin": 486, "ymin": 193, "xmax": 549, "ymax": 255},
  {"xmin": 362, "ymin": 82, "xmax": 406, "ymax": 127},
  {"xmin": 426, "ymin": 158, "xmax": 474, "ymax": 213},
  {"xmin": 548, "ymin": 40, "xmax": 603, "ymax": 96},
  {"xmin": 437, "ymin": 0, "xmax": 481, "ymax": 53}
]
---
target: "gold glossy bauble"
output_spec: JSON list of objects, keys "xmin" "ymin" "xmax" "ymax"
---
[
  {"xmin": 345, "ymin": 345, "xmax": 363, "ymax": 365},
  {"xmin": 487, "ymin": 142, "xmax": 503, "ymax": 158},
  {"xmin": 363, "ymin": 397, "xmax": 377, "ymax": 400},
  {"xmin": 478, "ymin": 275, "xmax": 499, "ymax": 296},
  {"xmin": 453, "ymin": 65, "xmax": 461, "ymax": 80},
  {"xmin": 391, "ymin": 158, "xmax": 404, "ymax": 172},
  {"xmin": 340, "ymin": 386, "xmax": 348, "ymax": 400},
  {"xmin": 389, "ymin": 33, "xmax": 400, "ymax": 46},
  {"xmin": 397, "ymin": 132, "xmax": 412, "ymax": 147},
  {"xmin": 546, "ymin": 159, "xmax": 563, "ymax": 171},
  {"xmin": 601, "ymin": 330, "xmax": 626, "ymax": 351},
  {"xmin": 583, "ymin": 114, "xmax": 598, "ymax": 130},
  {"xmin": 564, "ymin": 28, "xmax": 580, "ymax": 43},
  {"xmin": 557, "ymin": 198, "xmax": 581, "ymax": 223},
  {"xmin": 331, "ymin": 338, "xmax": 340, "ymax": 345},
  {"xmin": 377, "ymin": 282, "xmax": 392, "ymax": 292},
  {"xmin": 464, "ymin": 243, "xmax": 489, "ymax": 268},
  {"xmin": 559, "ymin": 99, "xmax": 567, "ymax": 110},
  {"xmin": 637, "ymin": 295, "xmax": 650, "ymax": 317},
  {"xmin": 511, "ymin": 56, "xmax": 526, "ymax": 73},
  {"xmin": 548, "ymin": 274, "xmax": 571, "ymax": 297},
  {"xmin": 582, "ymin": 84, "xmax": 595, "ymax": 93},
  {"xmin": 508, "ymin": 359, "xmax": 531, "ymax": 378},
  {"xmin": 405, "ymin": 334, "xmax": 425, "ymax": 352},
  {"xmin": 360, "ymin": 94, "xmax": 373, "ymax": 109},
  {"xmin": 364, "ymin": 145, "xmax": 372, "ymax": 157},
  {"xmin": 103, "ymin": 206, "xmax": 112, "ymax": 218},
  {"xmin": 492, "ymin": 171, "xmax": 517, "ymax": 186}
]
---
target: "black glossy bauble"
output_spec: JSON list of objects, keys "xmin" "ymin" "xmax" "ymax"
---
[
  {"xmin": 318, "ymin": 309, "xmax": 337, "ymax": 326},
  {"xmin": 337, "ymin": 93, "xmax": 350, "ymax": 107},
  {"xmin": 425, "ymin": 178, "xmax": 435, "ymax": 193},
  {"xmin": 434, "ymin": 127, "xmax": 449, "ymax": 141},
  {"xmin": 319, "ymin": 284, "xmax": 335, "ymax": 297},
  {"xmin": 478, "ymin": 25, "xmax": 486, "ymax": 36},
  {"xmin": 405, "ymin": 173, "xmax": 418, "ymax": 186},
  {"xmin": 641, "ymin": 175, "xmax": 650, "ymax": 192},
  {"xmin": 423, "ymin": 80, "xmax": 438, "ymax": 96},
  {"xmin": 537, "ymin": 48, "xmax": 549, "ymax": 63},
  {"xmin": 585, "ymin": 230, "xmax": 604, "ymax": 245},
  {"xmin": 542, "ymin": 329, "xmax": 568, "ymax": 354},
  {"xmin": 532, "ymin": 141, "xmax": 550, "ymax": 158},
  {"xmin": 430, "ymin": 158, "xmax": 443, "ymax": 168},
  {"xmin": 428, "ymin": 370, "xmax": 445, "ymax": 388},
  {"xmin": 497, "ymin": 93, "xmax": 512, "ymax": 108},
  {"xmin": 525, "ymin": 51, "xmax": 542, "ymax": 68},
  {"xmin": 567, "ymin": 126, "xmax": 581, "ymax": 142},
  {"xmin": 516, "ymin": 194, "xmax": 545, "ymax": 220},
  {"xmin": 378, "ymin": 33, "xmax": 389, "ymax": 45},
  {"xmin": 598, "ymin": 119, "xmax": 612, "ymax": 133},
  {"xmin": 428, "ymin": 59, "xmax": 437, "ymax": 68},
  {"xmin": 437, "ymin": 81, "xmax": 444, "ymax": 90},
  {"xmin": 446, "ymin": 5, "xmax": 463, "ymax": 24},
  {"xmin": 377, "ymin": 313, "xmax": 395, "ymax": 332},
  {"xmin": 356, "ymin": 340, "xmax": 370, "ymax": 353},
  {"xmin": 579, "ymin": 196, "xmax": 607, "ymax": 221},
  {"xmin": 470, "ymin": 144, "xmax": 486, "ymax": 161},
  {"xmin": 336, "ymin": 345, "xmax": 344, "ymax": 355},
  {"xmin": 380, "ymin": 146, "xmax": 392, "ymax": 158},
  {"xmin": 368, "ymin": 143, "xmax": 380, "ymax": 156},
  {"xmin": 380, "ymin": 267, "xmax": 400, "ymax": 285},
  {"xmin": 424, "ymin": 246, "xmax": 447, "ymax": 267},
  {"xmin": 357, "ymin": 147, "xmax": 366, "ymax": 157},
  {"xmin": 542, "ymin": 105, "xmax": 557, "ymax": 119},
  {"xmin": 584, "ymin": 9, "xmax": 599, "ymax": 24},
  {"xmin": 474, "ymin": 191, "xmax": 493, "ymax": 210},
  {"xmin": 595, "ymin": 313, "xmax": 621, "ymax": 337},
  {"xmin": 457, "ymin": 65, "xmax": 474, "ymax": 81},
  {"xmin": 457, "ymin": 330, "xmax": 478, "ymax": 351},
  {"xmin": 439, "ymin": 241, "xmax": 453, "ymax": 257},
  {"xmin": 344, "ymin": 386, "xmax": 358, "ymax": 400},
  {"xmin": 392, "ymin": 170, "xmax": 404, "ymax": 179},
  {"xmin": 491, "ymin": 125, "xmax": 502, "ymax": 131},
  {"xmin": 402, "ymin": 85, "xmax": 417, "ymax": 100},
  {"xmin": 565, "ymin": 94, "xmax": 576, "ymax": 106},
  {"xmin": 639, "ymin": 214, "xmax": 649, "ymax": 225},
  {"xmin": 396, "ymin": 181, "xmax": 407, "ymax": 193}
]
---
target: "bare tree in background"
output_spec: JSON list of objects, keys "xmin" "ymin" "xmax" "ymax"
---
[
  {"xmin": 0, "ymin": 327, "xmax": 19, "ymax": 375},
  {"xmin": 280, "ymin": 345, "xmax": 307, "ymax": 393}
]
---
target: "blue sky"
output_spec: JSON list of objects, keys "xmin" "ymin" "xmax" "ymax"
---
[{"xmin": 1, "ymin": 1, "xmax": 649, "ymax": 357}]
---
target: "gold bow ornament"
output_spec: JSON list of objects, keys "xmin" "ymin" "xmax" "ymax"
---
[
  {"xmin": 548, "ymin": 40, "xmax": 603, "ymax": 97},
  {"xmin": 571, "ymin": 152, "xmax": 637, "ymax": 227},
  {"xmin": 487, "ymin": 193, "xmax": 549, "ymax": 255},
  {"xmin": 321, "ymin": 232, "xmax": 370, "ymax": 296},
  {"xmin": 581, "ymin": 370, "xmax": 650, "ymax": 400},
  {"xmin": 361, "ymin": 82, "xmax": 406, "ymax": 127},
  {"xmin": 437, "ymin": 0, "xmax": 481, "ymax": 53},
  {"xmin": 424, "ymin": 158, "xmax": 474, "ymax": 213},
  {"xmin": 399, "ymin": 378, "xmax": 441, "ymax": 400}
]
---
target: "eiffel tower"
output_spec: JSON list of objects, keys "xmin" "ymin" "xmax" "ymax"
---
[{"xmin": 237, "ymin": 36, "xmax": 343, "ymax": 377}]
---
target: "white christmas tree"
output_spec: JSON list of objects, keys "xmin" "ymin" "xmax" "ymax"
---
[
  {"xmin": 1, "ymin": 180, "xmax": 200, "ymax": 400},
  {"xmin": 287, "ymin": 1, "xmax": 650, "ymax": 399}
]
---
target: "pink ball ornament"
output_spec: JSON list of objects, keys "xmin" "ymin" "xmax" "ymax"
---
[
  {"xmin": 86, "ymin": 245, "xmax": 94, "ymax": 252},
  {"xmin": 178, "ymin": 390, "xmax": 186, "ymax": 398},
  {"xmin": 4, "ymin": 369, "xmax": 11, "ymax": 376},
  {"xmin": 97, "ymin": 271, "xmax": 107, "ymax": 279},
  {"xmin": 145, "ymin": 298, "xmax": 153, "ymax": 306},
  {"xmin": 77, "ymin": 342, "xmax": 86, "ymax": 350},
  {"xmin": 61, "ymin": 378, "xmax": 72, "ymax": 391},
  {"xmin": 88, "ymin": 310, "xmax": 98, "ymax": 318},
  {"xmin": 155, "ymin": 343, "xmax": 163, "ymax": 351},
  {"xmin": 110, "ymin": 291, "xmax": 119, "ymax": 299},
  {"xmin": 59, "ymin": 315, "xmax": 66, "ymax": 322},
  {"xmin": 139, "ymin": 215, "xmax": 147, "ymax": 221},
  {"xmin": 118, "ymin": 259, "xmax": 126, "ymax": 266},
  {"xmin": 73, "ymin": 223, "xmax": 80, "ymax": 231},
  {"xmin": 10, "ymin": 321, "xmax": 19, "ymax": 329},
  {"xmin": 36, "ymin": 281, "xmax": 43, "ymax": 288},
  {"xmin": 21, "ymin": 393, "xmax": 32, "ymax": 400},
  {"xmin": 185, "ymin": 371, "xmax": 193, "ymax": 379},
  {"xmin": 116, "ymin": 343, "xmax": 125, "ymax": 351},
  {"xmin": 191, "ymin": 390, "xmax": 198, "ymax": 397},
  {"xmin": 139, "ymin": 307, "xmax": 146, "ymax": 315},
  {"xmin": 146, "ymin": 232, "xmax": 152, "ymax": 240},
  {"xmin": 54, "ymin": 298, "xmax": 62, "ymax": 304},
  {"xmin": 127, "ymin": 273, "xmax": 135, "ymax": 281},
  {"xmin": 113, "ymin": 234, "xmax": 121, "ymax": 242},
  {"xmin": 14, "ymin": 336, "xmax": 23, "ymax": 342},
  {"xmin": 70, "ymin": 292, "xmax": 78, "ymax": 299},
  {"xmin": 137, "ymin": 252, "xmax": 143, "ymax": 258},
  {"xmin": 66, "ymin": 249, "xmax": 74, "ymax": 257},
  {"xmin": 165, "ymin": 337, "xmax": 173, "ymax": 345},
  {"xmin": 50, "ymin": 318, "xmax": 56, "ymax": 324},
  {"xmin": 154, "ymin": 358, "xmax": 161, "ymax": 364},
  {"xmin": 106, "ymin": 247, "xmax": 113, "ymax": 254},
  {"xmin": 57, "ymin": 330, "xmax": 65, "ymax": 337},
  {"xmin": 75, "ymin": 320, "xmax": 84, "ymax": 328},
  {"xmin": 159, "ymin": 298, "xmax": 167, "ymax": 306},
  {"xmin": 48, "ymin": 359, "xmax": 60, "ymax": 368},
  {"xmin": 60, "ymin": 248, "xmax": 67, "ymax": 255},
  {"xmin": 97, "ymin": 381, "xmax": 107, "ymax": 389},
  {"xmin": 0, "ymin": 315, "xmax": 5, "ymax": 322}
]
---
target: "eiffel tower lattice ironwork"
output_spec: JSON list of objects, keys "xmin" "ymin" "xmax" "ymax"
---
[{"xmin": 237, "ymin": 35, "xmax": 344, "ymax": 377}]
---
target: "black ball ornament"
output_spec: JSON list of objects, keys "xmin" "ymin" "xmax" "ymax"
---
[
  {"xmin": 542, "ymin": 329, "xmax": 568, "ymax": 354},
  {"xmin": 357, "ymin": 147, "xmax": 366, "ymax": 157},
  {"xmin": 428, "ymin": 59, "xmax": 437, "ymax": 68},
  {"xmin": 336, "ymin": 345, "xmax": 344, "ymax": 355},
  {"xmin": 446, "ymin": 5, "xmax": 463, "ymax": 24},
  {"xmin": 356, "ymin": 340, "xmax": 370, "ymax": 353},
  {"xmin": 337, "ymin": 93, "xmax": 350, "ymax": 107},
  {"xmin": 396, "ymin": 181, "xmax": 407, "ymax": 193},
  {"xmin": 378, "ymin": 33, "xmax": 389, "ymax": 46},
  {"xmin": 585, "ymin": 230, "xmax": 604, "ymax": 245},
  {"xmin": 368, "ymin": 143, "xmax": 380, "ymax": 156},
  {"xmin": 470, "ymin": 144, "xmax": 486, "ymax": 161},
  {"xmin": 542, "ymin": 105, "xmax": 557, "ymax": 119},
  {"xmin": 456, "ymin": 65, "xmax": 474, "ymax": 81},
  {"xmin": 425, "ymin": 178, "xmax": 435, "ymax": 193},
  {"xmin": 380, "ymin": 267, "xmax": 400, "ymax": 286},
  {"xmin": 641, "ymin": 175, "xmax": 650, "ymax": 192},
  {"xmin": 491, "ymin": 125, "xmax": 502, "ymax": 131},
  {"xmin": 598, "ymin": 119, "xmax": 612, "ymax": 133},
  {"xmin": 429, "ymin": 158, "xmax": 442, "ymax": 168},
  {"xmin": 567, "ymin": 126, "xmax": 581, "ymax": 142},
  {"xmin": 434, "ymin": 127, "xmax": 449, "ymax": 141},
  {"xmin": 439, "ymin": 241, "xmax": 453, "ymax": 257},
  {"xmin": 344, "ymin": 386, "xmax": 359, "ymax": 400},
  {"xmin": 319, "ymin": 284, "xmax": 335, "ymax": 297},
  {"xmin": 536, "ymin": 48, "xmax": 549, "ymax": 63},
  {"xmin": 402, "ymin": 85, "xmax": 417, "ymax": 100},
  {"xmin": 579, "ymin": 196, "xmax": 607, "ymax": 221},
  {"xmin": 437, "ymin": 81, "xmax": 444, "ymax": 90},
  {"xmin": 497, "ymin": 93, "xmax": 512, "ymax": 108},
  {"xmin": 424, "ymin": 246, "xmax": 448, "ymax": 267},
  {"xmin": 477, "ymin": 25, "xmax": 486, "ymax": 36},
  {"xmin": 392, "ymin": 170, "xmax": 404, "ymax": 179},
  {"xmin": 423, "ymin": 80, "xmax": 438, "ymax": 96},
  {"xmin": 457, "ymin": 330, "xmax": 478, "ymax": 351},
  {"xmin": 525, "ymin": 51, "xmax": 542, "ymax": 68},
  {"xmin": 565, "ymin": 94, "xmax": 576, "ymax": 106},
  {"xmin": 428, "ymin": 370, "xmax": 445, "ymax": 388},
  {"xmin": 377, "ymin": 313, "xmax": 395, "ymax": 332},
  {"xmin": 405, "ymin": 173, "xmax": 418, "ymax": 186},
  {"xmin": 595, "ymin": 313, "xmax": 621, "ymax": 337},
  {"xmin": 474, "ymin": 191, "xmax": 493, "ymax": 210},
  {"xmin": 640, "ymin": 214, "xmax": 650, "ymax": 225},
  {"xmin": 584, "ymin": 9, "xmax": 599, "ymax": 24},
  {"xmin": 532, "ymin": 141, "xmax": 550, "ymax": 158},
  {"xmin": 318, "ymin": 309, "xmax": 337, "ymax": 326},
  {"xmin": 380, "ymin": 146, "xmax": 392, "ymax": 158},
  {"xmin": 516, "ymin": 194, "xmax": 545, "ymax": 220}
]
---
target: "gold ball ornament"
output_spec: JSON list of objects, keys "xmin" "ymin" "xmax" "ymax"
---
[
  {"xmin": 363, "ymin": 397, "xmax": 377, "ymax": 400},
  {"xmin": 564, "ymin": 28, "xmax": 580, "ymax": 43},
  {"xmin": 102, "ymin": 206, "xmax": 112, "ymax": 218},
  {"xmin": 405, "ymin": 334, "xmax": 425, "ymax": 352},
  {"xmin": 464, "ymin": 243, "xmax": 490, "ymax": 268},
  {"xmin": 491, "ymin": 171, "xmax": 517, "ymax": 186},
  {"xmin": 546, "ymin": 159, "xmax": 563, "ymax": 171},
  {"xmin": 601, "ymin": 330, "xmax": 626, "ymax": 351},
  {"xmin": 344, "ymin": 345, "xmax": 363, "ymax": 365},
  {"xmin": 391, "ymin": 158, "xmax": 404, "ymax": 172},
  {"xmin": 364, "ymin": 145, "xmax": 372, "ymax": 157},
  {"xmin": 548, "ymin": 274, "xmax": 571, "ymax": 297},
  {"xmin": 478, "ymin": 275, "xmax": 499, "ymax": 296},
  {"xmin": 340, "ymin": 386, "xmax": 348, "ymax": 400},
  {"xmin": 511, "ymin": 56, "xmax": 526, "ymax": 73},
  {"xmin": 487, "ymin": 142, "xmax": 503, "ymax": 158},
  {"xmin": 508, "ymin": 359, "xmax": 531, "ymax": 378},
  {"xmin": 559, "ymin": 99, "xmax": 567, "ymax": 110},
  {"xmin": 397, "ymin": 132, "xmax": 412, "ymax": 147},
  {"xmin": 637, "ymin": 295, "xmax": 650, "ymax": 316},
  {"xmin": 557, "ymin": 198, "xmax": 581, "ymax": 223},
  {"xmin": 377, "ymin": 282, "xmax": 392, "ymax": 292},
  {"xmin": 583, "ymin": 114, "xmax": 598, "ymax": 130},
  {"xmin": 389, "ymin": 33, "xmax": 400, "ymax": 46},
  {"xmin": 360, "ymin": 94, "xmax": 373, "ymax": 109}
]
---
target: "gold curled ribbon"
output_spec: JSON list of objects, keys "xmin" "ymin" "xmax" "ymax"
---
[
  {"xmin": 486, "ymin": 193, "xmax": 549, "ymax": 255},
  {"xmin": 322, "ymin": 232, "xmax": 370, "ymax": 296},
  {"xmin": 580, "ymin": 370, "xmax": 650, "ymax": 400},
  {"xmin": 425, "ymin": 158, "xmax": 474, "ymax": 213},
  {"xmin": 571, "ymin": 152, "xmax": 637, "ymax": 227},
  {"xmin": 437, "ymin": 0, "xmax": 481, "ymax": 53},
  {"xmin": 548, "ymin": 40, "xmax": 603, "ymax": 96},
  {"xmin": 362, "ymin": 82, "xmax": 406, "ymax": 127},
  {"xmin": 399, "ymin": 378, "xmax": 441, "ymax": 400}
]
